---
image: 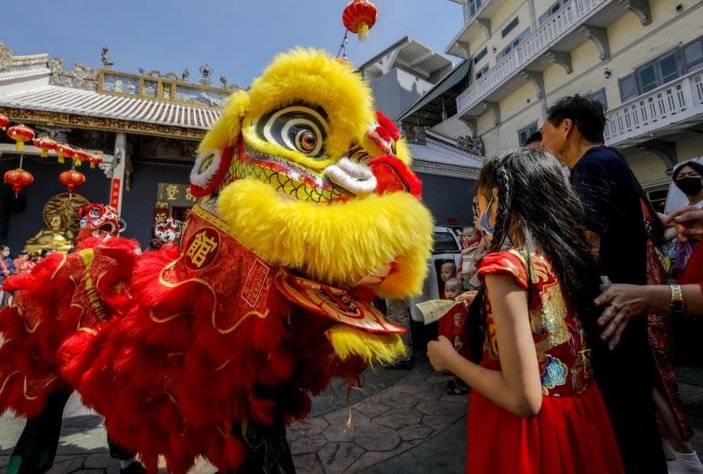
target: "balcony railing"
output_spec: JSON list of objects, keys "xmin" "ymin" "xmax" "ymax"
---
[
  {"xmin": 605, "ymin": 70, "xmax": 703, "ymax": 145},
  {"xmin": 456, "ymin": 0, "xmax": 610, "ymax": 116}
]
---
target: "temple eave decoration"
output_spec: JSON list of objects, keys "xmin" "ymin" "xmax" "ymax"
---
[{"xmin": 0, "ymin": 108, "xmax": 207, "ymax": 140}]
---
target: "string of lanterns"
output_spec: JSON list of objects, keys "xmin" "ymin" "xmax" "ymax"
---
[{"xmin": 0, "ymin": 113, "xmax": 102, "ymax": 196}]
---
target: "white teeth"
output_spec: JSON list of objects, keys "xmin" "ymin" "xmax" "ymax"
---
[{"xmin": 325, "ymin": 157, "xmax": 377, "ymax": 195}]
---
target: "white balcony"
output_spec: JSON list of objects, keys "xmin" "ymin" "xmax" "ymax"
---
[
  {"xmin": 446, "ymin": 0, "xmax": 503, "ymax": 58},
  {"xmin": 456, "ymin": 0, "xmax": 628, "ymax": 118},
  {"xmin": 605, "ymin": 70, "xmax": 703, "ymax": 147}
]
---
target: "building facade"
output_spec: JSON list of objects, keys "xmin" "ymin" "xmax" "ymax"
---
[
  {"xmin": 412, "ymin": 0, "xmax": 703, "ymax": 205},
  {"xmin": 360, "ymin": 37, "xmax": 484, "ymax": 225}
]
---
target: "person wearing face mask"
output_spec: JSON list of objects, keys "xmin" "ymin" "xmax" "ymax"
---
[
  {"xmin": 671, "ymin": 161, "xmax": 703, "ymax": 280},
  {"xmin": 0, "ymin": 245, "xmax": 15, "ymax": 308}
]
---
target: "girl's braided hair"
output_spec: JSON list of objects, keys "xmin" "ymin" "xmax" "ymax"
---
[{"xmin": 477, "ymin": 149, "xmax": 601, "ymax": 330}]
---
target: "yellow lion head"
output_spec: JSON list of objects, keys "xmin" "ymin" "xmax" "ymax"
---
[{"xmin": 191, "ymin": 49, "xmax": 432, "ymax": 302}]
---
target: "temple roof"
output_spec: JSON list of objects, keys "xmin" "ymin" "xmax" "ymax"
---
[
  {"xmin": 1, "ymin": 85, "xmax": 221, "ymax": 130},
  {"xmin": 0, "ymin": 43, "xmax": 229, "ymax": 138}
]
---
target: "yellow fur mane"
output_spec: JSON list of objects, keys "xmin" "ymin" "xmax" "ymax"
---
[
  {"xmin": 218, "ymin": 179, "xmax": 432, "ymax": 297},
  {"xmin": 197, "ymin": 49, "xmax": 434, "ymax": 363}
]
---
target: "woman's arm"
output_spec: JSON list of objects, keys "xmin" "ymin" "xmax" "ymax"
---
[
  {"xmin": 428, "ymin": 273, "xmax": 542, "ymax": 417},
  {"xmin": 596, "ymin": 283, "xmax": 703, "ymax": 348}
]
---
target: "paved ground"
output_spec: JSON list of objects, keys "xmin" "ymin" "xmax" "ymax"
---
[{"xmin": 1, "ymin": 357, "xmax": 702, "ymax": 473}]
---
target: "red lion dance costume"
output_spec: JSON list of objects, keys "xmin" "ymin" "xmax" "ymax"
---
[{"xmin": 0, "ymin": 49, "xmax": 433, "ymax": 473}]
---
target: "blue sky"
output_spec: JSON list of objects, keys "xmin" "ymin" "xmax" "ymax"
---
[{"xmin": 1, "ymin": 0, "xmax": 463, "ymax": 87}]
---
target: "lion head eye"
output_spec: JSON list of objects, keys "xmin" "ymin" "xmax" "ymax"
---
[
  {"xmin": 294, "ymin": 129, "xmax": 318, "ymax": 154},
  {"xmin": 254, "ymin": 104, "xmax": 330, "ymax": 159}
]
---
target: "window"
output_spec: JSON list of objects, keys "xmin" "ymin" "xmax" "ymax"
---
[
  {"xmin": 659, "ymin": 52, "xmax": 680, "ymax": 83},
  {"xmin": 539, "ymin": 0, "xmax": 570, "ymax": 24},
  {"xmin": 636, "ymin": 62, "xmax": 659, "ymax": 93},
  {"xmin": 683, "ymin": 37, "xmax": 703, "ymax": 72},
  {"xmin": 619, "ymin": 48, "xmax": 684, "ymax": 102},
  {"xmin": 474, "ymin": 47, "xmax": 488, "ymax": 64},
  {"xmin": 619, "ymin": 74, "xmax": 638, "ymax": 102},
  {"xmin": 588, "ymin": 88, "xmax": 608, "ymax": 110},
  {"xmin": 497, "ymin": 29, "xmax": 530, "ymax": 61},
  {"xmin": 501, "ymin": 17, "xmax": 519, "ymax": 38},
  {"xmin": 475, "ymin": 64, "xmax": 489, "ymax": 80},
  {"xmin": 464, "ymin": 0, "xmax": 484, "ymax": 23},
  {"xmin": 518, "ymin": 122, "xmax": 539, "ymax": 146}
]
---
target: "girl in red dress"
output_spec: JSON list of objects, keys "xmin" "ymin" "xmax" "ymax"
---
[{"xmin": 428, "ymin": 149, "xmax": 624, "ymax": 474}]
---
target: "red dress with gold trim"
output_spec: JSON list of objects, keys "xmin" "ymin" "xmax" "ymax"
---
[{"xmin": 467, "ymin": 249, "xmax": 624, "ymax": 474}]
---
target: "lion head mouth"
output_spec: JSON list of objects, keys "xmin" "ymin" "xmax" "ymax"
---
[{"xmin": 232, "ymin": 142, "xmax": 380, "ymax": 203}]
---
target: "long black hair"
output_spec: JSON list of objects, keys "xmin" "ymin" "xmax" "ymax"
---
[{"xmin": 477, "ymin": 148, "xmax": 601, "ymax": 322}]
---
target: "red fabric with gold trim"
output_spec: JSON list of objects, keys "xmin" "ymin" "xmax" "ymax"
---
[
  {"xmin": 59, "ymin": 205, "xmax": 384, "ymax": 472},
  {"xmin": 276, "ymin": 270, "xmax": 404, "ymax": 334},
  {"xmin": 477, "ymin": 251, "xmax": 529, "ymax": 288},
  {"xmin": 0, "ymin": 238, "xmax": 138, "ymax": 418}
]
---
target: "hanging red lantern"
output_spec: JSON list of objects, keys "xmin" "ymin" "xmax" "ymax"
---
[
  {"xmin": 59, "ymin": 169, "xmax": 86, "ymax": 193},
  {"xmin": 73, "ymin": 149, "xmax": 90, "ymax": 167},
  {"xmin": 0, "ymin": 114, "xmax": 9, "ymax": 130},
  {"xmin": 35, "ymin": 137, "xmax": 58, "ymax": 158},
  {"xmin": 33, "ymin": 137, "xmax": 52, "ymax": 158},
  {"xmin": 4, "ymin": 168, "xmax": 34, "ymax": 196},
  {"xmin": 56, "ymin": 144, "xmax": 74, "ymax": 164},
  {"xmin": 7, "ymin": 124, "xmax": 35, "ymax": 151},
  {"xmin": 342, "ymin": 0, "xmax": 378, "ymax": 41},
  {"xmin": 88, "ymin": 153, "xmax": 103, "ymax": 169}
]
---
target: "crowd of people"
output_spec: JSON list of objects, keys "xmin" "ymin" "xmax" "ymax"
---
[
  {"xmin": 1, "ymin": 94, "xmax": 702, "ymax": 473},
  {"xmin": 427, "ymin": 95, "xmax": 703, "ymax": 474}
]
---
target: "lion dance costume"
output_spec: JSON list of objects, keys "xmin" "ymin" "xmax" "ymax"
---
[{"xmin": 0, "ymin": 49, "xmax": 433, "ymax": 473}]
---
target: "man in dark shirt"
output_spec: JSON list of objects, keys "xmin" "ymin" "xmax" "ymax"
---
[{"xmin": 541, "ymin": 95, "xmax": 666, "ymax": 474}]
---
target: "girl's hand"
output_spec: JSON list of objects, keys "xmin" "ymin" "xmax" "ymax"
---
[{"xmin": 427, "ymin": 336, "xmax": 457, "ymax": 372}]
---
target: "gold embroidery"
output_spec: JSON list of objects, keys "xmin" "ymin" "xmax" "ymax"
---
[
  {"xmin": 0, "ymin": 371, "xmax": 19, "ymax": 395},
  {"xmin": 508, "ymin": 249, "xmax": 570, "ymax": 356}
]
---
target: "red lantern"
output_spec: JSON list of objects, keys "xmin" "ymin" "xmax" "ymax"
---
[
  {"xmin": 56, "ymin": 144, "xmax": 74, "ymax": 164},
  {"xmin": 0, "ymin": 114, "xmax": 9, "ymax": 130},
  {"xmin": 88, "ymin": 153, "xmax": 103, "ymax": 169},
  {"xmin": 73, "ymin": 149, "xmax": 90, "ymax": 167},
  {"xmin": 59, "ymin": 169, "xmax": 86, "ymax": 193},
  {"xmin": 35, "ymin": 137, "xmax": 58, "ymax": 158},
  {"xmin": 7, "ymin": 124, "xmax": 35, "ymax": 151},
  {"xmin": 4, "ymin": 168, "xmax": 34, "ymax": 195},
  {"xmin": 342, "ymin": 0, "xmax": 378, "ymax": 41},
  {"xmin": 32, "ymin": 137, "xmax": 53, "ymax": 158}
]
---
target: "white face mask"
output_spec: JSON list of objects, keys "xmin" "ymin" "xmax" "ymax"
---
[{"xmin": 2, "ymin": 251, "xmax": 9, "ymax": 257}]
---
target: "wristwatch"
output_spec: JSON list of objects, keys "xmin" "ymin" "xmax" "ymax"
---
[{"xmin": 670, "ymin": 284, "xmax": 685, "ymax": 315}]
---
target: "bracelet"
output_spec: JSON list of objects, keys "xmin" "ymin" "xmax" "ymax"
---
[{"xmin": 670, "ymin": 284, "xmax": 685, "ymax": 315}]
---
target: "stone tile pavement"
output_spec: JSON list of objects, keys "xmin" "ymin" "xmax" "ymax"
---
[{"xmin": 1, "ymin": 358, "xmax": 702, "ymax": 473}]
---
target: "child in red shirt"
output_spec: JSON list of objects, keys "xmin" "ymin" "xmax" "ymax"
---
[{"xmin": 439, "ymin": 277, "xmax": 469, "ymax": 395}]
